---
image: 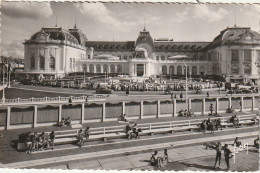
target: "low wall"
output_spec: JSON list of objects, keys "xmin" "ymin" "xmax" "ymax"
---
[{"xmin": 0, "ymin": 95, "xmax": 258, "ymax": 130}]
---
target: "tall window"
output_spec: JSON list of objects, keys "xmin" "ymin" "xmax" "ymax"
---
[
  {"xmin": 244, "ymin": 65, "xmax": 251, "ymax": 74},
  {"xmin": 31, "ymin": 56, "xmax": 35, "ymax": 69},
  {"xmin": 156, "ymin": 56, "xmax": 159, "ymax": 60},
  {"xmin": 169, "ymin": 66, "xmax": 174, "ymax": 75},
  {"xmin": 49, "ymin": 57, "xmax": 55, "ymax": 70},
  {"xmin": 96, "ymin": 64, "xmax": 101, "ymax": 73},
  {"xmin": 103, "ymin": 64, "xmax": 108, "ymax": 73},
  {"xmin": 177, "ymin": 66, "xmax": 182, "ymax": 75},
  {"xmin": 162, "ymin": 65, "xmax": 167, "ymax": 75},
  {"xmin": 231, "ymin": 50, "xmax": 239, "ymax": 62},
  {"xmin": 244, "ymin": 50, "xmax": 252, "ymax": 62},
  {"xmin": 82, "ymin": 64, "xmax": 87, "ymax": 72},
  {"xmin": 89, "ymin": 64, "xmax": 94, "ymax": 73},
  {"xmin": 39, "ymin": 56, "xmax": 45, "ymax": 70},
  {"xmin": 192, "ymin": 66, "xmax": 197, "ymax": 75},
  {"xmin": 161, "ymin": 56, "xmax": 165, "ymax": 61},
  {"xmin": 117, "ymin": 65, "xmax": 122, "ymax": 74},
  {"xmin": 110, "ymin": 64, "xmax": 115, "ymax": 73}
]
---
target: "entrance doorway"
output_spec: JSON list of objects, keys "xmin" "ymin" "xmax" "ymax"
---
[{"xmin": 137, "ymin": 64, "xmax": 144, "ymax": 76}]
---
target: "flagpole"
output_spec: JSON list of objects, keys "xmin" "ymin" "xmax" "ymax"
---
[{"xmin": 2, "ymin": 62, "xmax": 5, "ymax": 103}]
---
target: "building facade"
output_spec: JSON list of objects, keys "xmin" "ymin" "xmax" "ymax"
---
[{"xmin": 21, "ymin": 25, "xmax": 260, "ymax": 84}]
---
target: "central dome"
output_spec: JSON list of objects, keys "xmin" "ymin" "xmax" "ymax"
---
[{"xmin": 135, "ymin": 27, "xmax": 154, "ymax": 51}]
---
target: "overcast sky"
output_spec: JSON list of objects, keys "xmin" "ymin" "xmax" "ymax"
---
[{"xmin": 1, "ymin": 2, "xmax": 260, "ymax": 59}]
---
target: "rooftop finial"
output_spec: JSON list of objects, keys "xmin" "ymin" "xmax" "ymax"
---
[
  {"xmin": 234, "ymin": 14, "xmax": 237, "ymax": 27},
  {"xmin": 55, "ymin": 15, "xmax": 58, "ymax": 27},
  {"xmin": 74, "ymin": 14, "xmax": 77, "ymax": 29},
  {"xmin": 143, "ymin": 18, "xmax": 146, "ymax": 31}
]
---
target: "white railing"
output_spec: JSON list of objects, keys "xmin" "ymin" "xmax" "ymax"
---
[{"xmin": 0, "ymin": 95, "xmax": 107, "ymax": 105}]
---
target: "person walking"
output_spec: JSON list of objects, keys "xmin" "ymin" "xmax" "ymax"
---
[
  {"xmin": 209, "ymin": 104, "xmax": 214, "ymax": 116},
  {"xmin": 223, "ymin": 144, "xmax": 233, "ymax": 170}
]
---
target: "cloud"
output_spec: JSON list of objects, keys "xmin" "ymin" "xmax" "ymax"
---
[
  {"xmin": 192, "ymin": 5, "xmax": 228, "ymax": 22},
  {"xmin": 1, "ymin": 40, "xmax": 24, "ymax": 59},
  {"xmin": 1, "ymin": 2, "xmax": 53, "ymax": 19}
]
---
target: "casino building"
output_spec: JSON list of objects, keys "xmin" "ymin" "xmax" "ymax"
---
[{"xmin": 21, "ymin": 25, "xmax": 260, "ymax": 84}]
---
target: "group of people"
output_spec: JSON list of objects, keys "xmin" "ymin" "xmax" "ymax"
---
[
  {"xmin": 150, "ymin": 149, "xmax": 168, "ymax": 168},
  {"xmin": 58, "ymin": 117, "xmax": 72, "ymax": 128},
  {"xmin": 77, "ymin": 127, "xmax": 91, "ymax": 147},
  {"xmin": 228, "ymin": 115, "xmax": 240, "ymax": 127},
  {"xmin": 125, "ymin": 123, "xmax": 141, "ymax": 140},
  {"xmin": 200, "ymin": 118, "xmax": 223, "ymax": 133},
  {"xmin": 178, "ymin": 109, "xmax": 195, "ymax": 117},
  {"xmin": 24, "ymin": 131, "xmax": 55, "ymax": 153}
]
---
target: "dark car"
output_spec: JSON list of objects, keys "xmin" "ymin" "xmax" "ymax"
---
[
  {"xmin": 19, "ymin": 79, "xmax": 33, "ymax": 85},
  {"xmin": 96, "ymin": 87, "xmax": 113, "ymax": 94}
]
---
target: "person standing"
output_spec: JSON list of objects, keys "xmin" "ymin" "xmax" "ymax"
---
[
  {"xmin": 223, "ymin": 144, "xmax": 233, "ymax": 170},
  {"xmin": 213, "ymin": 142, "xmax": 222, "ymax": 169},
  {"xmin": 207, "ymin": 91, "xmax": 209, "ymax": 97},
  {"xmin": 49, "ymin": 131, "xmax": 55, "ymax": 150},
  {"xmin": 209, "ymin": 104, "xmax": 214, "ymax": 116}
]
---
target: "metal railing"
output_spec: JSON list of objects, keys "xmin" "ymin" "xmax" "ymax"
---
[{"xmin": 0, "ymin": 95, "xmax": 107, "ymax": 105}]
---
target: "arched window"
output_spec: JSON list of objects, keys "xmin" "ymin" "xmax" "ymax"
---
[
  {"xmin": 103, "ymin": 64, "xmax": 108, "ymax": 73},
  {"xmin": 31, "ymin": 56, "xmax": 35, "ymax": 69},
  {"xmin": 89, "ymin": 64, "xmax": 94, "ymax": 73},
  {"xmin": 49, "ymin": 56, "xmax": 55, "ymax": 70},
  {"xmin": 199, "ymin": 66, "xmax": 205, "ymax": 73},
  {"xmin": 40, "ymin": 56, "xmax": 45, "ymax": 70},
  {"xmin": 82, "ymin": 64, "xmax": 87, "ymax": 72},
  {"xmin": 169, "ymin": 66, "xmax": 174, "ymax": 75},
  {"xmin": 162, "ymin": 65, "xmax": 167, "ymax": 75},
  {"xmin": 244, "ymin": 65, "xmax": 251, "ymax": 74},
  {"xmin": 96, "ymin": 64, "xmax": 101, "ymax": 73},
  {"xmin": 187, "ymin": 66, "xmax": 190, "ymax": 75},
  {"xmin": 192, "ymin": 66, "xmax": 197, "ymax": 75},
  {"xmin": 231, "ymin": 65, "xmax": 239, "ymax": 74},
  {"xmin": 110, "ymin": 64, "xmax": 115, "ymax": 73},
  {"xmin": 177, "ymin": 66, "xmax": 182, "ymax": 75},
  {"xmin": 117, "ymin": 65, "xmax": 122, "ymax": 74}
]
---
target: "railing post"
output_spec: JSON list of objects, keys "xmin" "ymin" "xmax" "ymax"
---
[
  {"xmin": 102, "ymin": 102, "xmax": 106, "ymax": 122},
  {"xmin": 157, "ymin": 100, "xmax": 160, "ymax": 118},
  {"xmin": 58, "ymin": 104, "xmax": 62, "ymax": 122},
  {"xmin": 252, "ymin": 95, "xmax": 255, "ymax": 111},
  {"xmin": 188, "ymin": 99, "xmax": 191, "ymax": 111},
  {"xmin": 6, "ymin": 107, "xmax": 11, "ymax": 130},
  {"xmin": 149, "ymin": 123, "xmax": 152, "ymax": 130},
  {"xmin": 33, "ymin": 105, "xmax": 38, "ymax": 128},
  {"xmin": 17, "ymin": 98, "xmax": 20, "ymax": 103},
  {"xmin": 140, "ymin": 101, "xmax": 143, "ymax": 119},
  {"xmin": 240, "ymin": 96, "xmax": 244, "ymax": 112},
  {"xmin": 202, "ymin": 98, "xmax": 206, "ymax": 115},
  {"xmin": 216, "ymin": 98, "xmax": 219, "ymax": 113},
  {"xmin": 228, "ymin": 96, "xmax": 232, "ymax": 109},
  {"xmin": 122, "ymin": 101, "xmax": 125, "ymax": 116},
  {"xmin": 31, "ymin": 97, "xmax": 34, "ymax": 103},
  {"xmin": 58, "ymin": 96, "xmax": 61, "ymax": 102},
  {"xmin": 173, "ymin": 99, "xmax": 176, "ymax": 117},
  {"xmin": 103, "ymin": 127, "xmax": 106, "ymax": 134},
  {"xmin": 81, "ymin": 103, "xmax": 85, "ymax": 124},
  {"xmin": 45, "ymin": 97, "xmax": 48, "ymax": 102}
]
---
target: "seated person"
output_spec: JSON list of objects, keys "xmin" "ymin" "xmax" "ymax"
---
[
  {"xmin": 31, "ymin": 133, "xmax": 39, "ymax": 152},
  {"xmin": 254, "ymin": 137, "xmax": 259, "ymax": 149},
  {"xmin": 77, "ymin": 129, "xmax": 84, "ymax": 147},
  {"xmin": 59, "ymin": 118, "xmax": 65, "ymax": 128},
  {"xmin": 150, "ymin": 151, "xmax": 162, "ymax": 167},
  {"xmin": 252, "ymin": 114, "xmax": 259, "ymax": 124},
  {"xmin": 215, "ymin": 118, "xmax": 223, "ymax": 130},
  {"xmin": 49, "ymin": 131, "xmax": 55, "ymax": 150},
  {"xmin": 163, "ymin": 149, "xmax": 168, "ymax": 163},
  {"xmin": 187, "ymin": 109, "xmax": 194, "ymax": 117},
  {"xmin": 230, "ymin": 115, "xmax": 239, "ymax": 127},
  {"xmin": 118, "ymin": 114, "xmax": 127, "ymax": 122},
  {"xmin": 233, "ymin": 137, "xmax": 242, "ymax": 147},
  {"xmin": 226, "ymin": 106, "xmax": 235, "ymax": 113},
  {"xmin": 179, "ymin": 109, "xmax": 184, "ymax": 117},
  {"xmin": 206, "ymin": 118, "xmax": 212, "ymax": 127},
  {"xmin": 39, "ymin": 132, "xmax": 48, "ymax": 150},
  {"xmin": 64, "ymin": 117, "xmax": 72, "ymax": 126},
  {"xmin": 85, "ymin": 127, "xmax": 91, "ymax": 139},
  {"xmin": 183, "ymin": 110, "xmax": 188, "ymax": 117}
]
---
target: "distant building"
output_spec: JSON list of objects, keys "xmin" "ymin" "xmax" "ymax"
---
[{"xmin": 20, "ymin": 25, "xmax": 260, "ymax": 84}]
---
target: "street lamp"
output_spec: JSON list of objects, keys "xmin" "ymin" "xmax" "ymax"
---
[{"xmin": 184, "ymin": 64, "xmax": 188, "ymax": 99}]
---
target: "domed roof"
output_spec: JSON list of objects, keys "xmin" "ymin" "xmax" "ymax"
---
[
  {"xmin": 206, "ymin": 26, "xmax": 260, "ymax": 49},
  {"xmin": 29, "ymin": 27, "xmax": 79, "ymax": 45},
  {"xmin": 69, "ymin": 26, "xmax": 88, "ymax": 46},
  {"xmin": 135, "ymin": 27, "xmax": 154, "ymax": 50}
]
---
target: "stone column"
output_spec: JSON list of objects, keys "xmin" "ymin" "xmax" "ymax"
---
[
  {"xmin": 228, "ymin": 96, "xmax": 232, "ymax": 109},
  {"xmin": 102, "ymin": 102, "xmax": 106, "ymax": 122},
  {"xmin": 58, "ymin": 104, "xmax": 62, "ymax": 122},
  {"xmin": 188, "ymin": 99, "xmax": 192, "ymax": 110},
  {"xmin": 157, "ymin": 100, "xmax": 160, "ymax": 118},
  {"xmin": 140, "ymin": 101, "xmax": 143, "ymax": 119},
  {"xmin": 81, "ymin": 103, "xmax": 85, "ymax": 124},
  {"xmin": 33, "ymin": 105, "xmax": 38, "ymax": 128},
  {"xmin": 6, "ymin": 107, "xmax": 11, "ymax": 130},
  {"xmin": 202, "ymin": 98, "xmax": 206, "ymax": 115},
  {"xmin": 252, "ymin": 96, "xmax": 255, "ymax": 111},
  {"xmin": 216, "ymin": 98, "xmax": 219, "ymax": 113},
  {"xmin": 173, "ymin": 99, "xmax": 177, "ymax": 117},
  {"xmin": 122, "ymin": 101, "xmax": 125, "ymax": 116},
  {"xmin": 240, "ymin": 96, "xmax": 244, "ymax": 112}
]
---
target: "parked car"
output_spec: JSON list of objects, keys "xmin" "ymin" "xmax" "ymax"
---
[{"xmin": 96, "ymin": 87, "xmax": 113, "ymax": 94}]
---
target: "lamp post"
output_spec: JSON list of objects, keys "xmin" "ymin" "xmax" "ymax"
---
[
  {"xmin": 184, "ymin": 64, "xmax": 188, "ymax": 99},
  {"xmin": 2, "ymin": 63, "xmax": 5, "ymax": 103},
  {"xmin": 83, "ymin": 68, "xmax": 86, "ymax": 83},
  {"xmin": 170, "ymin": 68, "xmax": 172, "ymax": 81}
]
